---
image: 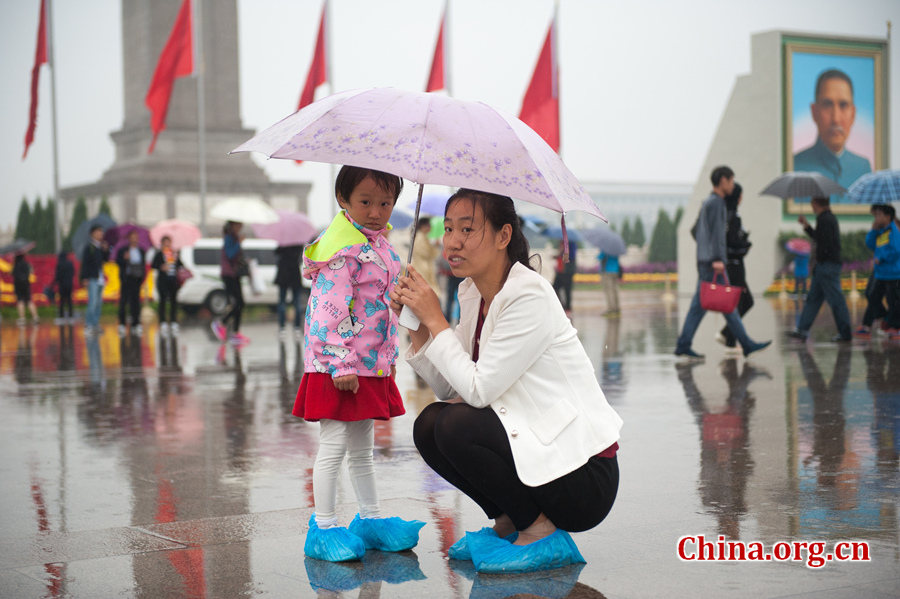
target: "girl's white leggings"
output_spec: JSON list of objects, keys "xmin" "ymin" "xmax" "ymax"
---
[{"xmin": 313, "ymin": 419, "xmax": 380, "ymax": 527}]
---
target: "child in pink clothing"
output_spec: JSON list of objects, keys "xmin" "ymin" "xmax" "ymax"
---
[{"xmin": 294, "ymin": 165, "xmax": 423, "ymax": 562}]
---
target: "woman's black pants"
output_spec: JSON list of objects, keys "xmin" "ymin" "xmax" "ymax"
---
[{"xmin": 413, "ymin": 401, "xmax": 618, "ymax": 532}]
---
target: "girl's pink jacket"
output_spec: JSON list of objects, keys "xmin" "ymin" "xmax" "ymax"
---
[{"xmin": 302, "ymin": 211, "xmax": 402, "ymax": 378}]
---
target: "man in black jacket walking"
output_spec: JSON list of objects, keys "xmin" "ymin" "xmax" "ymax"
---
[
  {"xmin": 788, "ymin": 197, "xmax": 851, "ymax": 341},
  {"xmin": 115, "ymin": 230, "xmax": 147, "ymax": 336}
]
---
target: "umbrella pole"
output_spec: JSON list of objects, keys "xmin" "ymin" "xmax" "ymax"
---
[
  {"xmin": 404, "ymin": 183, "xmax": 425, "ymax": 272},
  {"xmin": 398, "ymin": 183, "xmax": 425, "ymax": 330}
]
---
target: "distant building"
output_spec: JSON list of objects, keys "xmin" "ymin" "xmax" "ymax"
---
[
  {"xmin": 517, "ymin": 181, "xmax": 691, "ymax": 233},
  {"xmin": 59, "ymin": 0, "xmax": 309, "ymax": 235}
]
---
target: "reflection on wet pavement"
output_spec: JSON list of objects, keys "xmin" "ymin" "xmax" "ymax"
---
[{"xmin": 0, "ymin": 290, "xmax": 898, "ymax": 598}]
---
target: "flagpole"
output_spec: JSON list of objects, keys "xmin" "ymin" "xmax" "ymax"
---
[
  {"xmin": 194, "ymin": 0, "xmax": 208, "ymax": 232},
  {"xmin": 444, "ymin": 0, "xmax": 452, "ymax": 97},
  {"xmin": 47, "ymin": 0, "xmax": 62, "ymax": 252},
  {"xmin": 325, "ymin": 0, "xmax": 336, "ymax": 220}
]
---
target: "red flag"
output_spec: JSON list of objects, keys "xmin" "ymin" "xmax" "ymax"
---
[
  {"xmin": 145, "ymin": 0, "xmax": 193, "ymax": 154},
  {"xmin": 425, "ymin": 12, "xmax": 445, "ymax": 92},
  {"xmin": 23, "ymin": 0, "xmax": 48, "ymax": 159},
  {"xmin": 298, "ymin": 3, "xmax": 328, "ymax": 111},
  {"xmin": 519, "ymin": 18, "xmax": 559, "ymax": 152}
]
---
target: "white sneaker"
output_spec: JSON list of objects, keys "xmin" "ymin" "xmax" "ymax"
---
[
  {"xmin": 170, "ymin": 322, "xmax": 179, "ymax": 336},
  {"xmin": 160, "ymin": 322, "xmax": 170, "ymax": 337},
  {"xmin": 278, "ymin": 327, "xmax": 288, "ymax": 341},
  {"xmin": 134, "ymin": 324, "xmax": 143, "ymax": 336},
  {"xmin": 714, "ymin": 332, "xmax": 727, "ymax": 346},
  {"xmin": 118, "ymin": 324, "xmax": 127, "ymax": 337},
  {"xmin": 294, "ymin": 327, "xmax": 303, "ymax": 342}
]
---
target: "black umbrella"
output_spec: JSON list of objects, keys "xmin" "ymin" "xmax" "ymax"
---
[
  {"xmin": 581, "ymin": 226, "xmax": 626, "ymax": 256},
  {"xmin": 760, "ymin": 171, "xmax": 846, "ymax": 199},
  {"xmin": 71, "ymin": 214, "xmax": 117, "ymax": 259},
  {"xmin": 0, "ymin": 238, "xmax": 36, "ymax": 255}
]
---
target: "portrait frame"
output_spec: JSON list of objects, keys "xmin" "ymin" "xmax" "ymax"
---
[{"xmin": 782, "ymin": 35, "xmax": 888, "ymax": 216}]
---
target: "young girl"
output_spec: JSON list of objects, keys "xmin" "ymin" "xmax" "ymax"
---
[
  {"xmin": 294, "ymin": 165, "xmax": 424, "ymax": 562},
  {"xmin": 151, "ymin": 235, "xmax": 184, "ymax": 337}
]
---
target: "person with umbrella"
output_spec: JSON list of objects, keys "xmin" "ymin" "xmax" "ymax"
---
[
  {"xmin": 211, "ymin": 221, "xmax": 249, "ymax": 345},
  {"xmin": 394, "ymin": 189, "xmax": 622, "ymax": 573},
  {"xmin": 115, "ymin": 230, "xmax": 148, "ymax": 336},
  {"xmin": 150, "ymin": 235, "xmax": 185, "ymax": 337},
  {"xmin": 294, "ymin": 166, "xmax": 423, "ymax": 562},
  {"xmin": 787, "ymin": 196, "xmax": 852, "ymax": 342},
  {"xmin": 79, "ymin": 225, "xmax": 110, "ymax": 337},
  {"xmin": 552, "ymin": 237, "xmax": 578, "ymax": 315},
  {"xmin": 12, "ymin": 253, "xmax": 39, "ymax": 326},
  {"xmin": 855, "ymin": 204, "xmax": 900, "ymax": 339},
  {"xmin": 598, "ymin": 250, "xmax": 622, "ymax": 316}
]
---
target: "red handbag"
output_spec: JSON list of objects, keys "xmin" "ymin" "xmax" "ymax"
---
[{"xmin": 700, "ymin": 272, "xmax": 742, "ymax": 313}]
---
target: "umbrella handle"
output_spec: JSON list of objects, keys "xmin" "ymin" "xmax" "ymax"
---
[{"xmin": 398, "ymin": 305, "xmax": 421, "ymax": 330}]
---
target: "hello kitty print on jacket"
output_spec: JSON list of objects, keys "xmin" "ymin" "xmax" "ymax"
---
[{"xmin": 302, "ymin": 211, "xmax": 401, "ymax": 378}]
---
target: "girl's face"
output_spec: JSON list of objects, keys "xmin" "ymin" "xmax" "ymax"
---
[
  {"xmin": 338, "ymin": 176, "xmax": 396, "ymax": 231},
  {"xmin": 873, "ymin": 210, "xmax": 891, "ymax": 229},
  {"xmin": 162, "ymin": 238, "xmax": 172, "ymax": 249},
  {"xmin": 442, "ymin": 198, "xmax": 510, "ymax": 279}
]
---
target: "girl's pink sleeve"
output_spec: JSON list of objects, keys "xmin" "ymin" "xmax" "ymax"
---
[{"xmin": 306, "ymin": 255, "xmax": 362, "ymax": 378}]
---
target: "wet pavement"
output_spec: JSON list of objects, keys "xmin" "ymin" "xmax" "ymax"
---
[{"xmin": 1, "ymin": 289, "xmax": 898, "ymax": 598}]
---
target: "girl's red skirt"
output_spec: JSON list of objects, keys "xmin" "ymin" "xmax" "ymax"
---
[{"xmin": 293, "ymin": 372, "xmax": 405, "ymax": 422}]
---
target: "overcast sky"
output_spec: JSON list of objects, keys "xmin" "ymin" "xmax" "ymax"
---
[{"xmin": 1, "ymin": 0, "xmax": 898, "ymax": 229}]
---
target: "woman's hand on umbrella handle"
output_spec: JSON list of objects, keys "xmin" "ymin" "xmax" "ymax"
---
[
  {"xmin": 398, "ymin": 265, "xmax": 448, "ymax": 336},
  {"xmin": 389, "ymin": 282, "xmax": 406, "ymax": 316}
]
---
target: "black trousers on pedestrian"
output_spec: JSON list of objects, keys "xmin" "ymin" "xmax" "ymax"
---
[
  {"xmin": 413, "ymin": 401, "xmax": 619, "ymax": 532},
  {"xmin": 222, "ymin": 275, "xmax": 244, "ymax": 332},
  {"xmin": 157, "ymin": 274, "xmax": 178, "ymax": 324},
  {"xmin": 118, "ymin": 276, "xmax": 143, "ymax": 326},
  {"xmin": 57, "ymin": 287, "xmax": 73, "ymax": 318},
  {"xmin": 862, "ymin": 278, "xmax": 900, "ymax": 329},
  {"xmin": 720, "ymin": 260, "xmax": 755, "ymax": 347},
  {"xmin": 553, "ymin": 271, "xmax": 575, "ymax": 311}
]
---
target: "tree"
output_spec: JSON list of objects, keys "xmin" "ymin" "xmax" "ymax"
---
[
  {"xmin": 98, "ymin": 196, "xmax": 112, "ymax": 217},
  {"xmin": 14, "ymin": 198, "xmax": 32, "ymax": 241},
  {"xmin": 620, "ymin": 218, "xmax": 632, "ymax": 246},
  {"xmin": 32, "ymin": 198, "xmax": 50, "ymax": 253},
  {"xmin": 632, "ymin": 216, "xmax": 646, "ymax": 247},
  {"xmin": 648, "ymin": 209, "xmax": 676, "ymax": 263},
  {"xmin": 65, "ymin": 196, "xmax": 89, "ymax": 252},
  {"xmin": 44, "ymin": 199, "xmax": 57, "ymax": 253}
]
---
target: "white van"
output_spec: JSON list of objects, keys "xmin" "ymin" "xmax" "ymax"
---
[{"xmin": 173, "ymin": 238, "xmax": 309, "ymax": 316}]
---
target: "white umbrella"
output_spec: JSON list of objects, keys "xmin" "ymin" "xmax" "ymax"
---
[{"xmin": 210, "ymin": 198, "xmax": 279, "ymax": 225}]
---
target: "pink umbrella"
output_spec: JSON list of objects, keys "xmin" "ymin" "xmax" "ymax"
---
[
  {"xmin": 150, "ymin": 219, "xmax": 202, "ymax": 250},
  {"xmin": 785, "ymin": 238, "xmax": 811, "ymax": 256},
  {"xmin": 251, "ymin": 211, "xmax": 318, "ymax": 246}
]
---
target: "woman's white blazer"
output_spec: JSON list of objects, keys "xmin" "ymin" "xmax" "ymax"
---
[{"xmin": 406, "ymin": 262, "xmax": 623, "ymax": 487}]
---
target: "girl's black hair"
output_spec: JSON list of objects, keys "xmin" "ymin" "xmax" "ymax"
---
[
  {"xmin": 335, "ymin": 165, "xmax": 404, "ymax": 203},
  {"xmin": 445, "ymin": 189, "xmax": 534, "ymax": 271}
]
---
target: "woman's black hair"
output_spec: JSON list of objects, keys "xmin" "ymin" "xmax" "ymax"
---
[
  {"xmin": 724, "ymin": 182, "xmax": 742, "ymax": 211},
  {"xmin": 416, "ymin": 217, "xmax": 432, "ymax": 231},
  {"xmin": 335, "ymin": 165, "xmax": 404, "ymax": 204},
  {"xmin": 444, "ymin": 189, "xmax": 534, "ymax": 271},
  {"xmin": 223, "ymin": 220, "xmax": 239, "ymax": 236}
]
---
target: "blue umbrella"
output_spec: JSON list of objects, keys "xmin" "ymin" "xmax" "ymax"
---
[
  {"xmin": 581, "ymin": 226, "xmax": 626, "ymax": 255},
  {"xmin": 846, "ymin": 169, "xmax": 900, "ymax": 204},
  {"xmin": 541, "ymin": 226, "xmax": 583, "ymax": 243},
  {"xmin": 389, "ymin": 208, "xmax": 415, "ymax": 229},
  {"xmin": 71, "ymin": 214, "xmax": 117, "ymax": 259}
]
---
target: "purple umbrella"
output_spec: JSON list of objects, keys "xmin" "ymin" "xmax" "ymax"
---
[
  {"xmin": 252, "ymin": 211, "xmax": 318, "ymax": 246},
  {"xmin": 104, "ymin": 224, "xmax": 151, "ymax": 253}
]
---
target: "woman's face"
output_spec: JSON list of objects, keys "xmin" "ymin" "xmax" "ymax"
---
[
  {"xmin": 442, "ymin": 198, "xmax": 509, "ymax": 279},
  {"xmin": 338, "ymin": 176, "xmax": 396, "ymax": 231}
]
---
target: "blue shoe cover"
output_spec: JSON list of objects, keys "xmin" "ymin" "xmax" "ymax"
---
[
  {"xmin": 304, "ymin": 514, "xmax": 366, "ymax": 562},
  {"xmin": 468, "ymin": 529, "xmax": 585, "ymax": 573},
  {"xmin": 304, "ymin": 557, "xmax": 364, "ymax": 591},
  {"xmin": 469, "ymin": 563, "xmax": 585, "ymax": 599},
  {"xmin": 448, "ymin": 527, "xmax": 518, "ymax": 560},
  {"xmin": 347, "ymin": 513, "xmax": 425, "ymax": 552},
  {"xmin": 359, "ymin": 550, "xmax": 427, "ymax": 584}
]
